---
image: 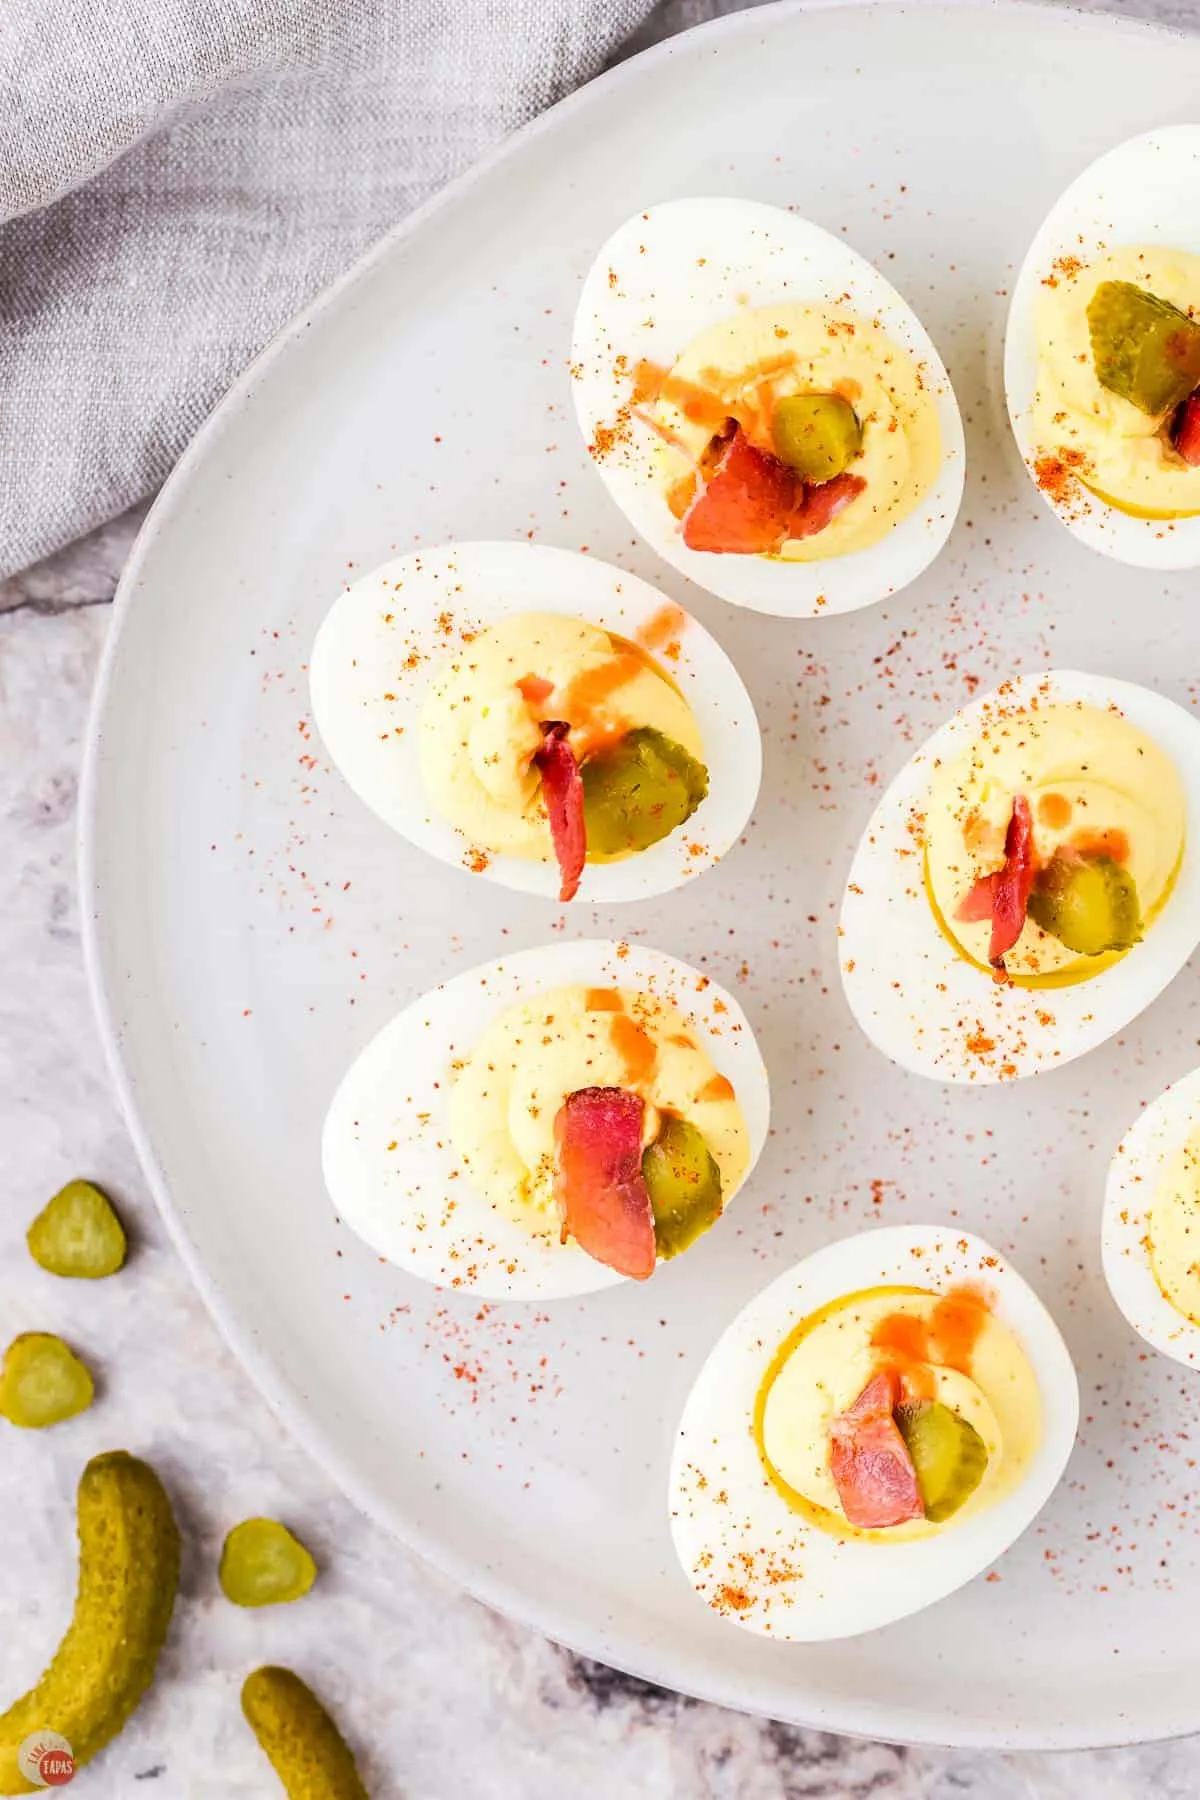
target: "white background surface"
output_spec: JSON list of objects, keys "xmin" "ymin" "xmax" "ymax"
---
[{"xmin": 8, "ymin": 0, "xmax": 1200, "ymax": 1792}]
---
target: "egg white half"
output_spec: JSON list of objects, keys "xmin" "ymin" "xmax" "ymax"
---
[
  {"xmin": 1005, "ymin": 125, "xmax": 1200, "ymax": 568},
  {"xmin": 839, "ymin": 669, "xmax": 1200, "ymax": 1084},
  {"xmin": 669, "ymin": 1225, "xmax": 1078, "ymax": 1642},
  {"xmin": 1103, "ymin": 1065, "xmax": 1200, "ymax": 1368},
  {"xmin": 310, "ymin": 541, "xmax": 761, "ymax": 901},
  {"xmin": 570, "ymin": 197, "xmax": 965, "ymax": 618},
  {"xmin": 323, "ymin": 938, "xmax": 770, "ymax": 1302}
]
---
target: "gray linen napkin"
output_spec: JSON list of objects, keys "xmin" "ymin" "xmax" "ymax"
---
[{"xmin": 0, "ymin": 0, "xmax": 660, "ymax": 579}]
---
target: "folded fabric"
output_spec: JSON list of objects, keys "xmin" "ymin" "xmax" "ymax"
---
[{"xmin": 0, "ymin": 0, "xmax": 660, "ymax": 578}]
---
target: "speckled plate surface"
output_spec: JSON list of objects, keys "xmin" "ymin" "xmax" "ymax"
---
[{"xmin": 81, "ymin": 0, "xmax": 1200, "ymax": 1750}]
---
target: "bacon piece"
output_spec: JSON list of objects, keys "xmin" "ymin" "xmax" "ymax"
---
[
  {"xmin": 683, "ymin": 428, "xmax": 800, "ymax": 554},
  {"xmin": 952, "ymin": 795, "xmax": 1036, "ymax": 969},
  {"xmin": 829, "ymin": 1370, "xmax": 924, "ymax": 1529},
  {"xmin": 534, "ymin": 721, "xmax": 586, "ymax": 903},
  {"xmin": 1173, "ymin": 393, "xmax": 1200, "ymax": 466},
  {"xmin": 554, "ymin": 1087, "xmax": 656, "ymax": 1280},
  {"xmin": 682, "ymin": 426, "xmax": 866, "ymax": 555},
  {"xmin": 955, "ymin": 873, "xmax": 997, "ymax": 923},
  {"xmin": 987, "ymin": 794, "xmax": 1035, "ymax": 969},
  {"xmin": 787, "ymin": 471, "xmax": 867, "ymax": 538}
]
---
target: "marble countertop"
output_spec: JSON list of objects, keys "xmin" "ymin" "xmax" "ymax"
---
[{"xmin": 6, "ymin": 3, "xmax": 1200, "ymax": 1795}]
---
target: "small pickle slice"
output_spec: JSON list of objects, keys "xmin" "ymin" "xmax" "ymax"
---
[
  {"xmin": 242, "ymin": 1666, "xmax": 369, "ymax": 1800},
  {"xmin": 27, "ymin": 1180, "xmax": 127, "ymax": 1279},
  {"xmin": 0, "ymin": 1334, "xmax": 94, "ymax": 1430},
  {"xmin": 642, "ymin": 1116, "xmax": 723, "ymax": 1259},
  {"xmin": 895, "ymin": 1401, "xmax": 988, "ymax": 1524},
  {"xmin": 0, "ymin": 1451, "xmax": 180, "ymax": 1792},
  {"xmin": 1087, "ymin": 280, "xmax": 1200, "ymax": 416},
  {"xmin": 220, "ymin": 1519, "xmax": 318, "ymax": 1608},
  {"xmin": 771, "ymin": 393, "xmax": 863, "ymax": 482},
  {"xmin": 581, "ymin": 728, "xmax": 708, "ymax": 858},
  {"xmin": 1026, "ymin": 852, "xmax": 1142, "ymax": 957}
]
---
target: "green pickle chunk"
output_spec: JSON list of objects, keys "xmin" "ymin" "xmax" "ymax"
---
[
  {"xmin": 642, "ymin": 1115, "xmax": 723, "ymax": 1259},
  {"xmin": 581, "ymin": 727, "xmax": 708, "ymax": 858},
  {"xmin": 896, "ymin": 1401, "xmax": 988, "ymax": 1524},
  {"xmin": 242, "ymin": 1666, "xmax": 369, "ymax": 1800},
  {"xmin": 771, "ymin": 393, "xmax": 863, "ymax": 482},
  {"xmin": 1026, "ymin": 852, "xmax": 1142, "ymax": 957},
  {"xmin": 0, "ymin": 1451, "xmax": 180, "ymax": 1792},
  {"xmin": 1087, "ymin": 280, "xmax": 1200, "ymax": 416},
  {"xmin": 221, "ymin": 1519, "xmax": 318, "ymax": 1608},
  {"xmin": 27, "ymin": 1180, "xmax": 127, "ymax": 1279},
  {"xmin": 0, "ymin": 1333, "xmax": 94, "ymax": 1430}
]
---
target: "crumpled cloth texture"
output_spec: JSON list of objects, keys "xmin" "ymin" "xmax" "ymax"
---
[{"xmin": 0, "ymin": 0, "xmax": 662, "ymax": 577}]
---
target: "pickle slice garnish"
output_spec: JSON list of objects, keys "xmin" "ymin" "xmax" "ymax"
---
[
  {"xmin": 1087, "ymin": 280, "xmax": 1200, "ymax": 416},
  {"xmin": 895, "ymin": 1400, "xmax": 988, "ymax": 1524},
  {"xmin": 581, "ymin": 727, "xmax": 708, "ymax": 857},
  {"xmin": 642, "ymin": 1115, "xmax": 723, "ymax": 1259},
  {"xmin": 771, "ymin": 392, "xmax": 863, "ymax": 482},
  {"xmin": 1026, "ymin": 852, "xmax": 1142, "ymax": 957}
]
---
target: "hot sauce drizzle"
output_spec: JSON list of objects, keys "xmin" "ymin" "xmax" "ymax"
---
[
  {"xmin": 929, "ymin": 1285, "xmax": 990, "ymax": 1373},
  {"xmin": 696, "ymin": 1073, "xmax": 735, "ymax": 1103},
  {"xmin": 563, "ymin": 651, "xmax": 643, "ymax": 721},
  {"xmin": 585, "ymin": 989, "xmax": 623, "ymax": 1012},
  {"xmin": 610, "ymin": 1013, "xmax": 658, "ymax": 1086},
  {"xmin": 869, "ymin": 1312, "xmax": 937, "ymax": 1403},
  {"xmin": 870, "ymin": 1283, "xmax": 990, "ymax": 1387},
  {"xmin": 637, "ymin": 603, "xmax": 686, "ymax": 654},
  {"xmin": 1037, "ymin": 791, "xmax": 1072, "ymax": 830},
  {"xmin": 1070, "ymin": 827, "xmax": 1130, "ymax": 864},
  {"xmin": 516, "ymin": 673, "xmax": 555, "ymax": 707}
]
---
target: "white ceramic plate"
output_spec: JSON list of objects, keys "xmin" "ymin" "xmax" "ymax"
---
[{"xmin": 81, "ymin": 0, "xmax": 1200, "ymax": 1751}]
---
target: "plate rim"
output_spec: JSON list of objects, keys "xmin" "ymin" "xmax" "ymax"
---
[{"xmin": 78, "ymin": 0, "xmax": 1197, "ymax": 1752}]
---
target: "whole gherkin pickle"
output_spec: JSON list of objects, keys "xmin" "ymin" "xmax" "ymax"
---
[
  {"xmin": 220, "ymin": 1518, "xmax": 318, "ymax": 1608},
  {"xmin": 581, "ymin": 727, "xmax": 708, "ymax": 858},
  {"xmin": 0, "ymin": 1334, "xmax": 94, "ymax": 1430},
  {"xmin": 896, "ymin": 1401, "xmax": 988, "ymax": 1523},
  {"xmin": 642, "ymin": 1115, "xmax": 723, "ymax": 1259},
  {"xmin": 1027, "ymin": 852, "xmax": 1142, "ymax": 957},
  {"xmin": 0, "ymin": 1451, "xmax": 180, "ymax": 1792},
  {"xmin": 27, "ymin": 1180, "xmax": 127, "ymax": 1279},
  {"xmin": 242, "ymin": 1666, "xmax": 369, "ymax": 1800},
  {"xmin": 1087, "ymin": 280, "xmax": 1200, "ymax": 416},
  {"xmin": 771, "ymin": 392, "xmax": 863, "ymax": 482}
]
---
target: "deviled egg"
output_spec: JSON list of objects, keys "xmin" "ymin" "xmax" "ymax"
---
[
  {"xmin": 1104, "ymin": 1065, "xmax": 1200, "ymax": 1368},
  {"xmin": 1006, "ymin": 126, "xmax": 1200, "ymax": 567},
  {"xmin": 840, "ymin": 669, "xmax": 1200, "ymax": 1083},
  {"xmin": 571, "ymin": 197, "xmax": 964, "ymax": 617},
  {"xmin": 670, "ymin": 1226, "xmax": 1077, "ymax": 1640},
  {"xmin": 323, "ymin": 939, "xmax": 769, "ymax": 1301},
  {"xmin": 310, "ymin": 541, "xmax": 761, "ymax": 902}
]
